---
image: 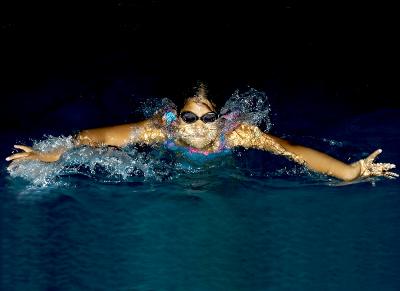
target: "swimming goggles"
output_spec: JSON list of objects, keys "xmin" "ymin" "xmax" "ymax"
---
[{"xmin": 179, "ymin": 111, "xmax": 219, "ymax": 124}]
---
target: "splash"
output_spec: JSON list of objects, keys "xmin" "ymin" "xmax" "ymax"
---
[
  {"xmin": 6, "ymin": 136, "xmax": 229, "ymax": 187},
  {"xmin": 220, "ymin": 88, "xmax": 273, "ymax": 131},
  {"xmin": 7, "ymin": 136, "xmax": 177, "ymax": 186},
  {"xmin": 135, "ymin": 97, "xmax": 177, "ymax": 119},
  {"xmin": 31, "ymin": 135, "xmax": 76, "ymax": 152}
]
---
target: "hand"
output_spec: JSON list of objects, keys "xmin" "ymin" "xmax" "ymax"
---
[
  {"xmin": 5, "ymin": 145, "xmax": 44, "ymax": 172},
  {"xmin": 6, "ymin": 144, "xmax": 66, "ymax": 166},
  {"xmin": 5, "ymin": 145, "xmax": 40, "ymax": 162},
  {"xmin": 356, "ymin": 149, "xmax": 398, "ymax": 179}
]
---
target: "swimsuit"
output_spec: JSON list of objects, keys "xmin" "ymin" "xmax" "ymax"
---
[{"xmin": 164, "ymin": 134, "xmax": 231, "ymax": 161}]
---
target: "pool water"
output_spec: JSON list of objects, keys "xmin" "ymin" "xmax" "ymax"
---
[{"xmin": 1, "ymin": 108, "xmax": 400, "ymax": 291}]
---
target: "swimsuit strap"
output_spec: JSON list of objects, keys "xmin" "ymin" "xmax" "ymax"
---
[{"xmin": 217, "ymin": 132, "xmax": 227, "ymax": 152}]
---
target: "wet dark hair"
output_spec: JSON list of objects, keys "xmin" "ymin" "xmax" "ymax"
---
[{"xmin": 180, "ymin": 81, "xmax": 219, "ymax": 111}]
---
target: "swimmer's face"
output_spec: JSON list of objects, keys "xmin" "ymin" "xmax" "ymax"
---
[{"xmin": 176, "ymin": 99, "xmax": 220, "ymax": 149}]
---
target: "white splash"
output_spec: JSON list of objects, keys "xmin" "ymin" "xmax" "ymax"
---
[{"xmin": 220, "ymin": 88, "xmax": 273, "ymax": 131}]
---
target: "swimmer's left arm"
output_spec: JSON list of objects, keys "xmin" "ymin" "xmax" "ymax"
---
[{"xmin": 226, "ymin": 124, "xmax": 398, "ymax": 181}]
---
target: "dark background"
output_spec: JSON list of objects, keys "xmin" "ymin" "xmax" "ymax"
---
[{"xmin": 1, "ymin": 1, "xmax": 398, "ymax": 137}]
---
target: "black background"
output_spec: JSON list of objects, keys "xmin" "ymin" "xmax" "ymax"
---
[{"xmin": 1, "ymin": 1, "xmax": 398, "ymax": 136}]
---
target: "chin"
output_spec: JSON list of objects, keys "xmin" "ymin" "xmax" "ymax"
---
[
  {"xmin": 187, "ymin": 139, "xmax": 212, "ymax": 149},
  {"xmin": 180, "ymin": 135, "xmax": 218, "ymax": 149}
]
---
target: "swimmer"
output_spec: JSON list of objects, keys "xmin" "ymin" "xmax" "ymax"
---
[{"xmin": 5, "ymin": 83, "xmax": 398, "ymax": 182}]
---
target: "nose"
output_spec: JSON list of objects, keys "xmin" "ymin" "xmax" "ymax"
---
[{"xmin": 194, "ymin": 120, "xmax": 206, "ymax": 128}]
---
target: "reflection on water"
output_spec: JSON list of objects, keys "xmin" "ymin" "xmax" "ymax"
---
[{"xmin": 2, "ymin": 169, "xmax": 400, "ymax": 291}]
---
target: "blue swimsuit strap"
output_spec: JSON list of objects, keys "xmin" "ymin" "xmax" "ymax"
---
[{"xmin": 217, "ymin": 132, "xmax": 227, "ymax": 152}]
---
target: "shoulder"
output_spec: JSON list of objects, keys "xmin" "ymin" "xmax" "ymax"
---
[{"xmin": 129, "ymin": 118, "xmax": 169, "ymax": 144}]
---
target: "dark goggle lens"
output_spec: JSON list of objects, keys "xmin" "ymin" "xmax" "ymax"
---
[
  {"xmin": 180, "ymin": 112, "xmax": 198, "ymax": 123},
  {"xmin": 201, "ymin": 112, "xmax": 218, "ymax": 123}
]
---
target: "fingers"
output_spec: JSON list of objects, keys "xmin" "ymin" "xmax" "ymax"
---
[
  {"xmin": 366, "ymin": 149, "xmax": 382, "ymax": 162},
  {"xmin": 374, "ymin": 163, "xmax": 396, "ymax": 171},
  {"xmin": 14, "ymin": 145, "xmax": 33, "ymax": 152},
  {"xmin": 5, "ymin": 152, "xmax": 31, "ymax": 161},
  {"xmin": 368, "ymin": 162, "xmax": 398, "ymax": 179},
  {"xmin": 383, "ymin": 172, "xmax": 399, "ymax": 179},
  {"xmin": 5, "ymin": 145, "xmax": 35, "ymax": 161},
  {"xmin": 383, "ymin": 163, "xmax": 396, "ymax": 170},
  {"xmin": 382, "ymin": 163, "xmax": 398, "ymax": 179}
]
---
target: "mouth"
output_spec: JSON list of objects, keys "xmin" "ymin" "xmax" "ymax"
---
[{"xmin": 188, "ymin": 132, "xmax": 214, "ymax": 138}]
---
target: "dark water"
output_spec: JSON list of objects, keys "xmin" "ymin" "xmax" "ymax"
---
[{"xmin": 1, "ymin": 109, "xmax": 400, "ymax": 291}]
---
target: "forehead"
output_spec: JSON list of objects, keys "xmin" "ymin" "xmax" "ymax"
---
[{"xmin": 182, "ymin": 100, "xmax": 214, "ymax": 114}]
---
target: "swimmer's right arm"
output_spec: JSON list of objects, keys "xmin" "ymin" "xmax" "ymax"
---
[{"xmin": 6, "ymin": 119, "xmax": 168, "ymax": 163}]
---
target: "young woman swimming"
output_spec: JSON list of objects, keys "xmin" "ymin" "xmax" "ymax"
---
[{"xmin": 5, "ymin": 83, "xmax": 398, "ymax": 182}]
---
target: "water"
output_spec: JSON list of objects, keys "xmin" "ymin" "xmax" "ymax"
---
[{"xmin": 1, "ymin": 92, "xmax": 400, "ymax": 291}]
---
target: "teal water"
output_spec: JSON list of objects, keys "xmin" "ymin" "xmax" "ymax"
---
[{"xmin": 1, "ymin": 109, "xmax": 400, "ymax": 291}]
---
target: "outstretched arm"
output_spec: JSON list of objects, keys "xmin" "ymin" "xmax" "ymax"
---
[
  {"xmin": 75, "ymin": 119, "xmax": 167, "ymax": 147},
  {"xmin": 6, "ymin": 117, "xmax": 168, "ymax": 164},
  {"xmin": 226, "ymin": 124, "xmax": 398, "ymax": 182}
]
